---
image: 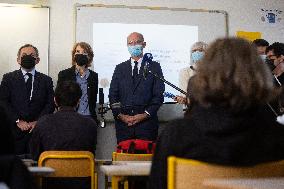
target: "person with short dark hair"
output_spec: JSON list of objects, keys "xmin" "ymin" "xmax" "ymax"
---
[
  {"xmin": 0, "ymin": 44, "xmax": 55, "ymax": 155},
  {"xmin": 252, "ymin": 38, "xmax": 269, "ymax": 55},
  {"xmin": 30, "ymin": 81, "xmax": 97, "ymax": 160},
  {"xmin": 266, "ymin": 42, "xmax": 284, "ymax": 84},
  {"xmin": 149, "ymin": 38, "xmax": 284, "ymax": 189}
]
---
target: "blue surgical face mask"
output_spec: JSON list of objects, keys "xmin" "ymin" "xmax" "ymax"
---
[
  {"xmin": 191, "ymin": 51, "xmax": 204, "ymax": 63},
  {"xmin": 260, "ymin": 54, "xmax": 267, "ymax": 62},
  {"xmin": 128, "ymin": 45, "xmax": 143, "ymax": 57}
]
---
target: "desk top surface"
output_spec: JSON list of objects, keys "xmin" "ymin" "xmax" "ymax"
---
[
  {"xmin": 100, "ymin": 161, "xmax": 152, "ymax": 176},
  {"xmin": 204, "ymin": 178, "xmax": 284, "ymax": 189},
  {"xmin": 28, "ymin": 167, "xmax": 55, "ymax": 176}
]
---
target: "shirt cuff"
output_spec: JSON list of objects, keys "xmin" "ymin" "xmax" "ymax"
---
[{"xmin": 144, "ymin": 110, "xmax": 151, "ymax": 117}]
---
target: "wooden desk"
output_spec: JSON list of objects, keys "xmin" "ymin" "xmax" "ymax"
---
[
  {"xmin": 203, "ymin": 178, "xmax": 284, "ymax": 189},
  {"xmin": 100, "ymin": 161, "xmax": 151, "ymax": 189}
]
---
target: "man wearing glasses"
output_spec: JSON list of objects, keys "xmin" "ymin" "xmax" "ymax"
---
[
  {"xmin": 109, "ymin": 32, "xmax": 165, "ymax": 153},
  {"xmin": 0, "ymin": 44, "xmax": 55, "ymax": 155}
]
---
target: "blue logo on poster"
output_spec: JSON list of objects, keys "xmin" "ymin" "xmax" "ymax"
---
[
  {"xmin": 261, "ymin": 9, "xmax": 282, "ymax": 24},
  {"xmin": 267, "ymin": 13, "xmax": 276, "ymax": 23}
]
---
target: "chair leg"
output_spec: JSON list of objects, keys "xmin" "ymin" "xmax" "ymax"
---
[{"xmin": 124, "ymin": 180, "xmax": 129, "ymax": 189}]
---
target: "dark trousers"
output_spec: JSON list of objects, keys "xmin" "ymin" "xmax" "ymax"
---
[{"xmin": 12, "ymin": 125, "xmax": 31, "ymax": 155}]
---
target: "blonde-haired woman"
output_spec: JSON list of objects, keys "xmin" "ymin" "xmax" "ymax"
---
[{"xmin": 57, "ymin": 42, "xmax": 98, "ymax": 123}]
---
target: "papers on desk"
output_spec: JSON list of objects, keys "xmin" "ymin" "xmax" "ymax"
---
[{"xmin": 100, "ymin": 161, "xmax": 152, "ymax": 176}]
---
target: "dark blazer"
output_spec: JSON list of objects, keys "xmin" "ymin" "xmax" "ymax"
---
[
  {"xmin": 109, "ymin": 59, "xmax": 165, "ymax": 143},
  {"xmin": 57, "ymin": 66, "xmax": 98, "ymax": 121},
  {"xmin": 30, "ymin": 108, "xmax": 97, "ymax": 160},
  {"xmin": 0, "ymin": 69, "xmax": 54, "ymax": 122},
  {"xmin": 149, "ymin": 105, "xmax": 284, "ymax": 189},
  {"xmin": 0, "ymin": 69, "xmax": 55, "ymax": 154}
]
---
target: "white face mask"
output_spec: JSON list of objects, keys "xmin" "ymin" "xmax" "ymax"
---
[
  {"xmin": 191, "ymin": 51, "xmax": 204, "ymax": 63},
  {"xmin": 260, "ymin": 54, "xmax": 267, "ymax": 62}
]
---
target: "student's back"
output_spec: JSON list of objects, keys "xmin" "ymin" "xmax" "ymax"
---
[{"xmin": 30, "ymin": 108, "xmax": 97, "ymax": 160}]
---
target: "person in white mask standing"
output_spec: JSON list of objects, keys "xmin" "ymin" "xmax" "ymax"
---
[{"xmin": 176, "ymin": 41, "xmax": 208, "ymax": 104}]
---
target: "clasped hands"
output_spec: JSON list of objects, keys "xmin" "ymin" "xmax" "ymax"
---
[
  {"xmin": 17, "ymin": 120, "xmax": 37, "ymax": 132},
  {"xmin": 118, "ymin": 113, "xmax": 148, "ymax": 127}
]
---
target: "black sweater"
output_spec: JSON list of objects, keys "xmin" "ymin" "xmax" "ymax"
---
[{"xmin": 149, "ymin": 105, "xmax": 284, "ymax": 189}]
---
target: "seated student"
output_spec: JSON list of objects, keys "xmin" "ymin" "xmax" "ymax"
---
[
  {"xmin": 0, "ymin": 105, "xmax": 36, "ymax": 189},
  {"xmin": 149, "ymin": 38, "xmax": 284, "ymax": 189},
  {"xmin": 252, "ymin": 38, "xmax": 269, "ymax": 61},
  {"xmin": 30, "ymin": 81, "xmax": 97, "ymax": 160}
]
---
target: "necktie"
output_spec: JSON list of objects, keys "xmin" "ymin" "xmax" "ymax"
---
[
  {"xmin": 133, "ymin": 61, "xmax": 138, "ymax": 83},
  {"xmin": 26, "ymin": 73, "xmax": 32, "ymax": 98}
]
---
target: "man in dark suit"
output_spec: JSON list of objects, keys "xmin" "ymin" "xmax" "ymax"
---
[
  {"xmin": 30, "ymin": 81, "xmax": 97, "ymax": 160},
  {"xmin": 109, "ymin": 32, "xmax": 165, "ymax": 144},
  {"xmin": 0, "ymin": 44, "xmax": 55, "ymax": 155}
]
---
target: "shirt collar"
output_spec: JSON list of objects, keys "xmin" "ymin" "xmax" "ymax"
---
[
  {"xmin": 21, "ymin": 68, "xmax": 35, "ymax": 76},
  {"xmin": 75, "ymin": 68, "xmax": 90, "ymax": 79},
  {"xmin": 130, "ymin": 57, "xmax": 143, "ymax": 65}
]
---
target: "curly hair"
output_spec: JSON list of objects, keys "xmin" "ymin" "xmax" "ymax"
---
[
  {"xmin": 71, "ymin": 42, "xmax": 94, "ymax": 67},
  {"xmin": 190, "ymin": 37, "xmax": 277, "ymax": 112}
]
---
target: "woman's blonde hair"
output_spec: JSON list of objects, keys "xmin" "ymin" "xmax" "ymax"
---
[
  {"xmin": 190, "ymin": 37, "xmax": 276, "ymax": 112},
  {"xmin": 71, "ymin": 42, "xmax": 94, "ymax": 67}
]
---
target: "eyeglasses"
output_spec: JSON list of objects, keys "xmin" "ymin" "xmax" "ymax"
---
[
  {"xmin": 127, "ymin": 40, "xmax": 144, "ymax": 46},
  {"xmin": 267, "ymin": 54, "xmax": 277, "ymax": 60}
]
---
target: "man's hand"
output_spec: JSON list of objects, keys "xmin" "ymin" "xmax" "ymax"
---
[
  {"xmin": 132, "ymin": 113, "xmax": 148, "ymax": 125},
  {"xmin": 17, "ymin": 120, "xmax": 30, "ymax": 131},
  {"xmin": 174, "ymin": 95, "xmax": 188, "ymax": 104},
  {"xmin": 118, "ymin": 114, "xmax": 135, "ymax": 126},
  {"xmin": 28, "ymin": 121, "xmax": 37, "ymax": 133}
]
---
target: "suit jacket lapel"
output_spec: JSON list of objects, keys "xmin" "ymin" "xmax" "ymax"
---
[
  {"xmin": 31, "ymin": 71, "xmax": 40, "ymax": 101},
  {"xmin": 124, "ymin": 60, "xmax": 135, "ymax": 92}
]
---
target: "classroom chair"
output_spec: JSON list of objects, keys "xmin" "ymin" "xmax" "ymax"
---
[
  {"xmin": 168, "ymin": 156, "xmax": 284, "ymax": 189},
  {"xmin": 38, "ymin": 151, "xmax": 97, "ymax": 189}
]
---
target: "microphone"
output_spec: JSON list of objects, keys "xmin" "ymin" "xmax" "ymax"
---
[
  {"xmin": 143, "ymin": 53, "xmax": 153, "ymax": 79},
  {"xmin": 98, "ymin": 88, "xmax": 106, "ymax": 128},
  {"xmin": 99, "ymin": 88, "xmax": 104, "ymax": 105}
]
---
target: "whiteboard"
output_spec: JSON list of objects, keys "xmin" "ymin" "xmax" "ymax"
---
[
  {"xmin": 0, "ymin": 6, "xmax": 49, "ymax": 79},
  {"xmin": 75, "ymin": 5, "xmax": 227, "ymax": 102}
]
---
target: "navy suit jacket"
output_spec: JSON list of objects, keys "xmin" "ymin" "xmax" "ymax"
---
[
  {"xmin": 109, "ymin": 58, "xmax": 165, "ymax": 143},
  {"xmin": 0, "ymin": 69, "xmax": 55, "ymax": 135}
]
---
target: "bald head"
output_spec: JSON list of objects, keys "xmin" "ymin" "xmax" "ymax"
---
[{"xmin": 127, "ymin": 32, "xmax": 144, "ymax": 45}]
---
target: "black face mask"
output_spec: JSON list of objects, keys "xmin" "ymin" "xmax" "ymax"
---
[
  {"xmin": 265, "ymin": 58, "xmax": 276, "ymax": 71},
  {"xmin": 75, "ymin": 54, "xmax": 88, "ymax": 66},
  {"xmin": 21, "ymin": 55, "xmax": 36, "ymax": 69}
]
